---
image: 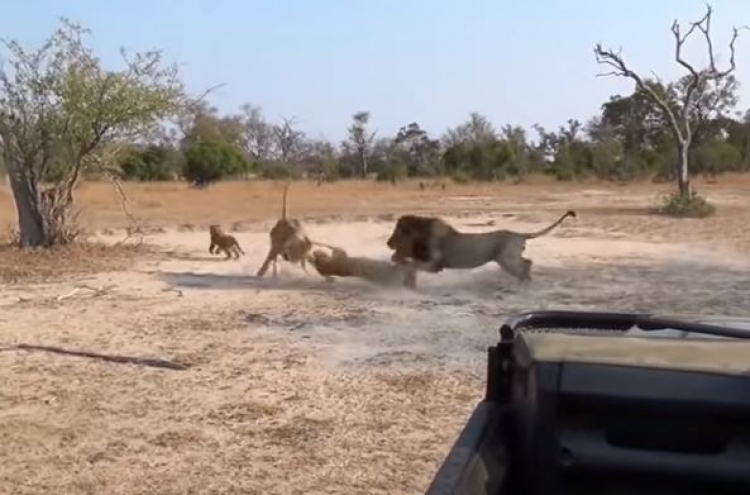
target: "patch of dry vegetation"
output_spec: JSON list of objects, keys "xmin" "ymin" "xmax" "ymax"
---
[
  {"xmin": 2, "ymin": 174, "xmax": 745, "ymax": 232},
  {"xmin": 0, "ymin": 242, "xmax": 160, "ymax": 284},
  {"xmin": 0, "ymin": 176, "xmax": 669, "ymax": 231},
  {"xmin": 0, "ymin": 316, "xmax": 482, "ymax": 494},
  {"xmin": 2, "ymin": 176, "xmax": 750, "ymax": 493}
]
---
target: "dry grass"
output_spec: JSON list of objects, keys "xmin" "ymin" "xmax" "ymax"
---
[
  {"xmin": 2, "ymin": 174, "xmax": 750, "ymax": 494},
  {"xmin": 0, "ymin": 242, "xmax": 161, "ymax": 284},
  {"xmin": 2, "ymin": 173, "xmax": 747, "ymax": 233},
  {"xmin": 0, "ymin": 303, "xmax": 482, "ymax": 495},
  {"xmin": 0, "ymin": 175, "xmax": 678, "ymax": 230}
]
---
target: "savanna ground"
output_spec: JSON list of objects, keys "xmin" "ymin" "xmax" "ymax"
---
[{"xmin": 2, "ymin": 176, "xmax": 750, "ymax": 494}]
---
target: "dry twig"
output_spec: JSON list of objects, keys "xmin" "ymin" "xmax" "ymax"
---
[
  {"xmin": 55, "ymin": 284, "xmax": 116, "ymax": 301},
  {"xmin": 2, "ymin": 343, "xmax": 189, "ymax": 370}
]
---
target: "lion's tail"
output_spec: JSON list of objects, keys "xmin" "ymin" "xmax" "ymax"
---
[
  {"xmin": 281, "ymin": 181, "xmax": 291, "ymax": 219},
  {"xmin": 523, "ymin": 210, "xmax": 576, "ymax": 239}
]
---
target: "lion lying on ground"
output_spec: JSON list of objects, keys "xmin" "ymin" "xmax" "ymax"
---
[
  {"xmin": 208, "ymin": 225, "xmax": 245, "ymax": 259},
  {"xmin": 386, "ymin": 210, "xmax": 577, "ymax": 282},
  {"xmin": 307, "ymin": 247, "xmax": 418, "ymax": 289}
]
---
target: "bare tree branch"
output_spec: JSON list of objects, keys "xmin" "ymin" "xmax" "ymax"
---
[
  {"xmin": 271, "ymin": 115, "xmax": 306, "ymax": 164},
  {"xmin": 594, "ymin": 43, "xmax": 684, "ymax": 144},
  {"xmin": 192, "ymin": 83, "xmax": 226, "ymax": 106}
]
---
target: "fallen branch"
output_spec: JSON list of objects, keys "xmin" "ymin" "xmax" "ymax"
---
[
  {"xmin": 161, "ymin": 287, "xmax": 184, "ymax": 297},
  {"xmin": 56, "ymin": 284, "xmax": 116, "ymax": 301},
  {"xmin": 5, "ymin": 343, "xmax": 189, "ymax": 370}
]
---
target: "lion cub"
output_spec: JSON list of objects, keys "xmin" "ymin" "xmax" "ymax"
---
[
  {"xmin": 307, "ymin": 247, "xmax": 417, "ymax": 289},
  {"xmin": 208, "ymin": 224, "xmax": 245, "ymax": 259}
]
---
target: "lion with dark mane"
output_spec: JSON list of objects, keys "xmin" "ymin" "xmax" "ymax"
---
[{"xmin": 386, "ymin": 210, "xmax": 577, "ymax": 281}]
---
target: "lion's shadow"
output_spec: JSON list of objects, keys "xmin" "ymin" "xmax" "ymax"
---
[
  {"xmin": 158, "ymin": 269, "xmax": 448, "ymax": 296},
  {"xmin": 157, "ymin": 257, "xmax": 750, "ymax": 311},
  {"xmin": 159, "ymin": 271, "xmax": 334, "ymax": 292}
]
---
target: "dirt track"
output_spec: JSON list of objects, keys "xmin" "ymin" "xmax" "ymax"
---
[{"xmin": 2, "ymin": 179, "xmax": 750, "ymax": 494}]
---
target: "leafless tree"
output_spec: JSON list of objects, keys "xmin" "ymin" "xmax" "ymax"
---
[
  {"xmin": 272, "ymin": 115, "xmax": 305, "ymax": 164},
  {"xmin": 347, "ymin": 111, "xmax": 376, "ymax": 178},
  {"xmin": 594, "ymin": 4, "xmax": 744, "ymax": 197},
  {"xmin": 240, "ymin": 103, "xmax": 273, "ymax": 165}
]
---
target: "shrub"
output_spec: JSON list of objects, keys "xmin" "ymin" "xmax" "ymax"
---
[
  {"xmin": 659, "ymin": 190, "xmax": 716, "ymax": 218},
  {"xmin": 120, "ymin": 145, "xmax": 178, "ymax": 181},
  {"xmin": 182, "ymin": 142, "xmax": 249, "ymax": 187}
]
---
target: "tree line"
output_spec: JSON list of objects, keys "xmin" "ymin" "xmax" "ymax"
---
[
  {"xmin": 117, "ymin": 94, "xmax": 750, "ymax": 187},
  {"xmin": 0, "ymin": 6, "xmax": 745, "ymax": 247}
]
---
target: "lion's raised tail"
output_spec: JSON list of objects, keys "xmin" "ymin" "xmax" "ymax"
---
[
  {"xmin": 281, "ymin": 181, "xmax": 291, "ymax": 220},
  {"xmin": 523, "ymin": 210, "xmax": 576, "ymax": 239}
]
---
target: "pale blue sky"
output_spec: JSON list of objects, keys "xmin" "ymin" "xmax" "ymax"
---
[{"xmin": 2, "ymin": 1, "xmax": 750, "ymax": 143}]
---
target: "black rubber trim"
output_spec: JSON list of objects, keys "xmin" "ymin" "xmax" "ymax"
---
[
  {"xmin": 423, "ymin": 401, "xmax": 503, "ymax": 495},
  {"xmin": 498, "ymin": 310, "xmax": 750, "ymax": 340}
]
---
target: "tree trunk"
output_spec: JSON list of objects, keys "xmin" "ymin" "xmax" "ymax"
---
[
  {"xmin": 6, "ymin": 165, "xmax": 47, "ymax": 247},
  {"xmin": 360, "ymin": 153, "xmax": 368, "ymax": 178},
  {"xmin": 676, "ymin": 141, "xmax": 691, "ymax": 197}
]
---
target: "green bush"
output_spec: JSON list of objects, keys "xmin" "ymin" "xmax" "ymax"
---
[
  {"xmin": 659, "ymin": 190, "xmax": 716, "ymax": 218},
  {"xmin": 182, "ymin": 142, "xmax": 249, "ymax": 187},
  {"xmin": 120, "ymin": 145, "xmax": 177, "ymax": 181}
]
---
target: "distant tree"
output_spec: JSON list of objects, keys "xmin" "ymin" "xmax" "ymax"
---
[
  {"xmin": 498, "ymin": 124, "xmax": 544, "ymax": 180},
  {"xmin": 120, "ymin": 143, "xmax": 182, "ymax": 181},
  {"xmin": 442, "ymin": 112, "xmax": 496, "ymax": 148},
  {"xmin": 721, "ymin": 110, "xmax": 750, "ymax": 170},
  {"xmin": 346, "ymin": 111, "xmax": 376, "ymax": 178},
  {"xmin": 393, "ymin": 122, "xmax": 441, "ymax": 176},
  {"xmin": 303, "ymin": 138, "xmax": 340, "ymax": 181},
  {"xmin": 179, "ymin": 102, "xmax": 244, "ymax": 149},
  {"xmin": 239, "ymin": 103, "xmax": 274, "ymax": 167},
  {"xmin": 182, "ymin": 141, "xmax": 249, "ymax": 187},
  {"xmin": 272, "ymin": 115, "xmax": 306, "ymax": 165}
]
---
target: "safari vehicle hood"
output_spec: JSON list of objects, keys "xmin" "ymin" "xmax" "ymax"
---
[{"xmin": 508, "ymin": 311, "xmax": 750, "ymax": 376}]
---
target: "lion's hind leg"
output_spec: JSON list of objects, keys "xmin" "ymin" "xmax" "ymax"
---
[
  {"xmin": 402, "ymin": 264, "xmax": 418, "ymax": 289},
  {"xmin": 233, "ymin": 241, "xmax": 245, "ymax": 257},
  {"xmin": 498, "ymin": 255, "xmax": 532, "ymax": 281},
  {"xmin": 496, "ymin": 241, "xmax": 532, "ymax": 282},
  {"xmin": 257, "ymin": 249, "xmax": 279, "ymax": 277}
]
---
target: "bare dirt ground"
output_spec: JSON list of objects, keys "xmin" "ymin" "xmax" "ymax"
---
[{"xmin": 2, "ymin": 177, "xmax": 750, "ymax": 494}]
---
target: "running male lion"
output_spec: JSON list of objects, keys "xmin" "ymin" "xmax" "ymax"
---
[{"xmin": 386, "ymin": 210, "xmax": 577, "ymax": 281}]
